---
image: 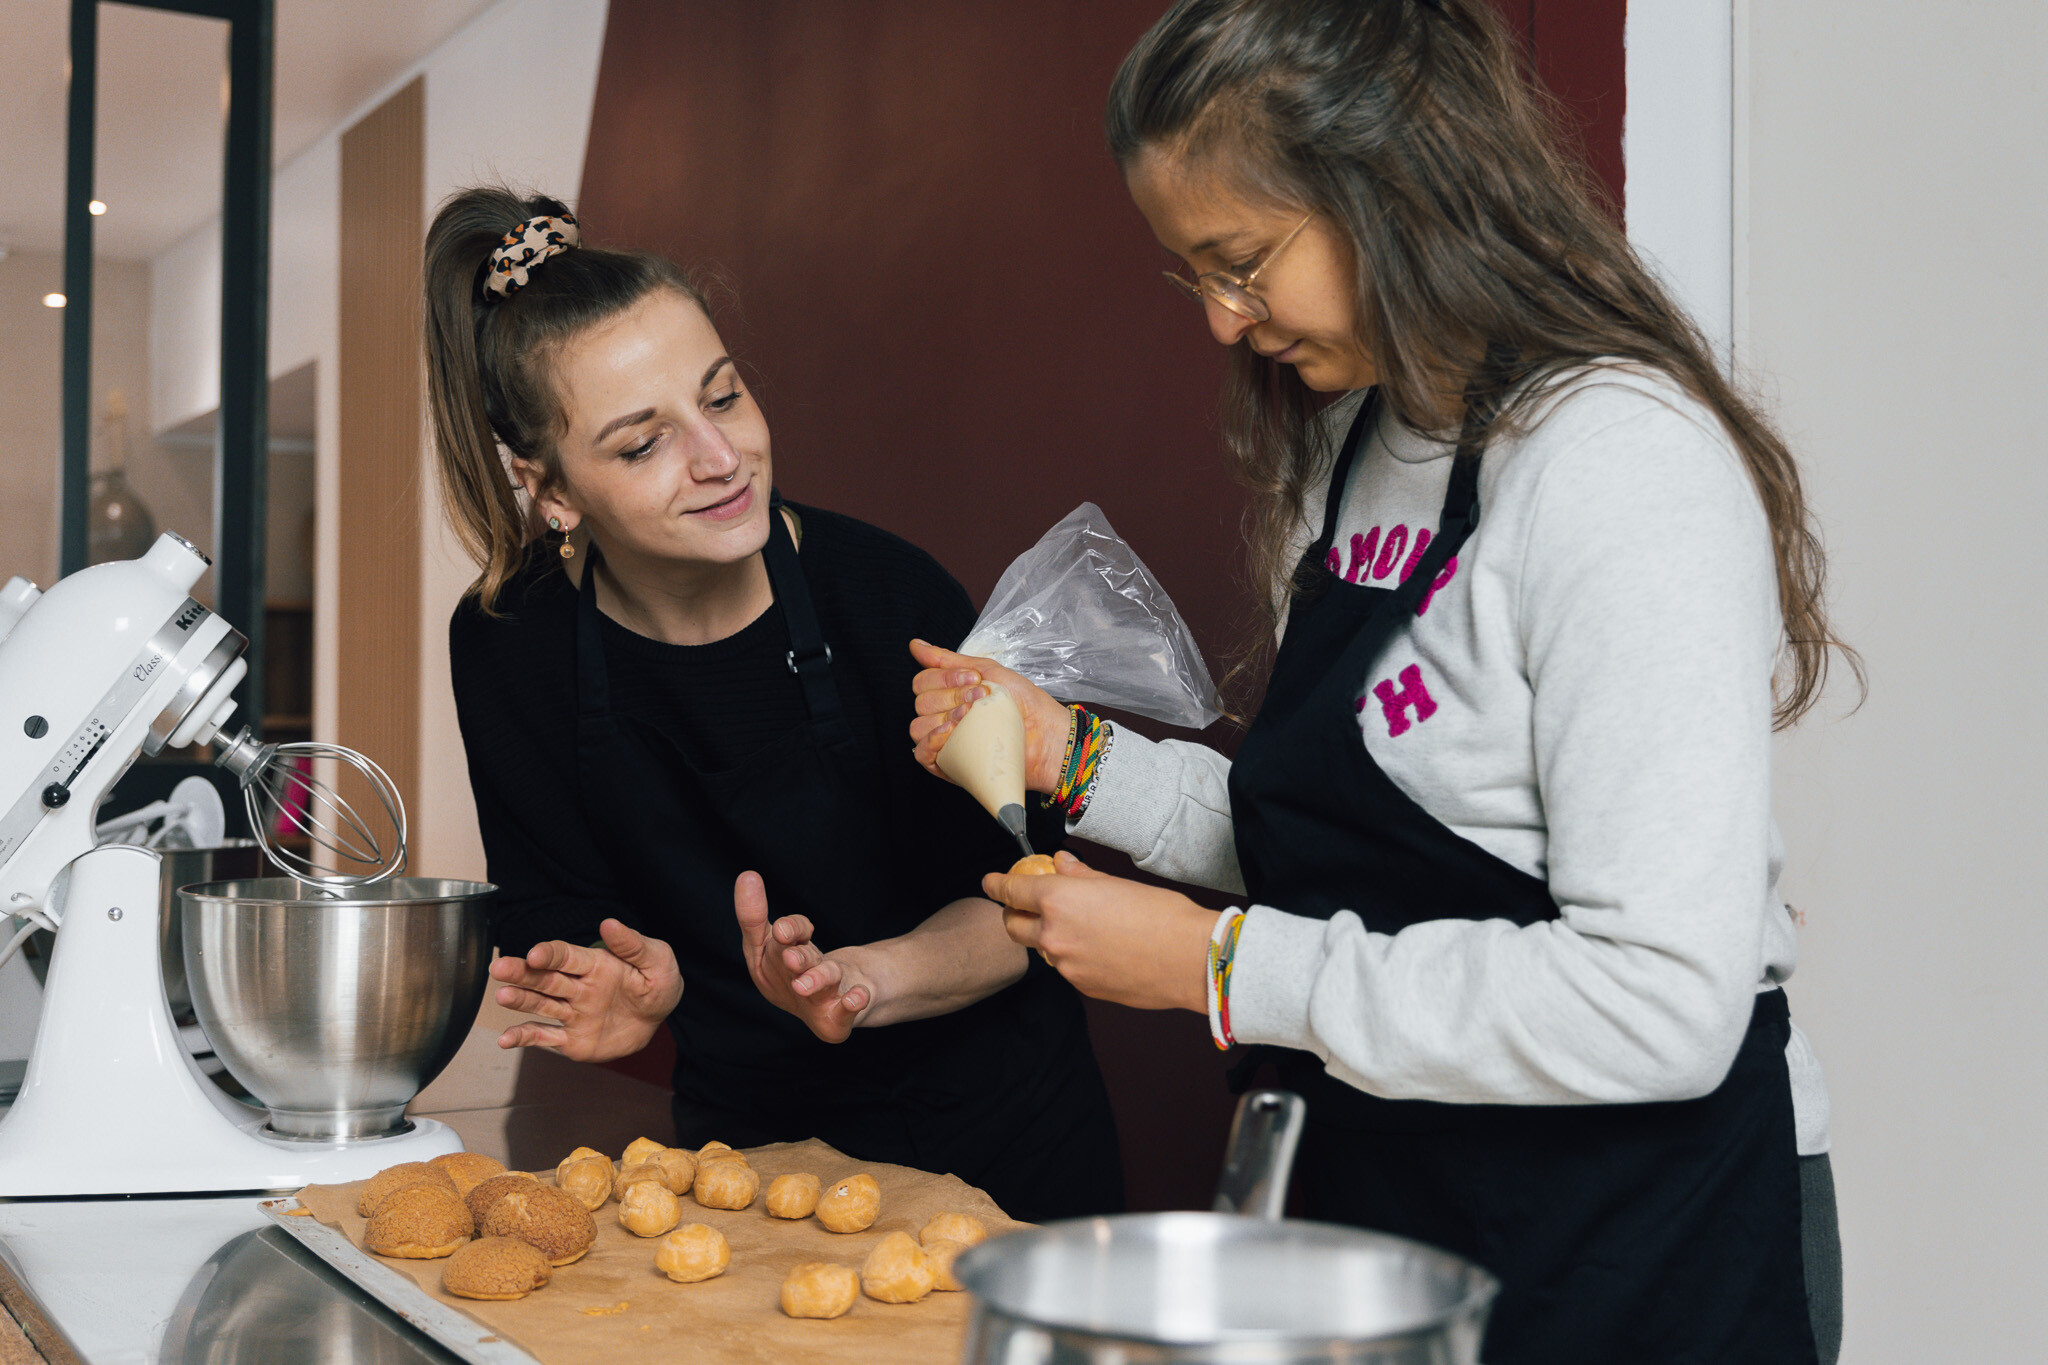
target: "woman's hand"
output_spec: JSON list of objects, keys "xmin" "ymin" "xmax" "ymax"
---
[
  {"xmin": 986, "ymin": 851, "xmax": 1216, "ymax": 1013},
  {"xmin": 734, "ymin": 871, "xmax": 875, "ymax": 1044},
  {"xmin": 909, "ymin": 639, "xmax": 1073, "ymax": 793},
  {"xmin": 490, "ymin": 919, "xmax": 683, "ymax": 1061}
]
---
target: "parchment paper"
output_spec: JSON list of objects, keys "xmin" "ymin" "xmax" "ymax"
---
[{"xmin": 292, "ymin": 1139, "xmax": 1025, "ymax": 1365}]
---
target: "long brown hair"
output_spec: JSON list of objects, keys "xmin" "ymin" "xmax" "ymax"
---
[
  {"xmin": 423, "ymin": 186, "xmax": 708, "ymax": 611},
  {"xmin": 1107, "ymin": 0, "xmax": 1857, "ymax": 727}
]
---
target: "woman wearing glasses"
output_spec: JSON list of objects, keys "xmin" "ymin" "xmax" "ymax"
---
[
  {"xmin": 912, "ymin": 1, "xmax": 1843, "ymax": 1360},
  {"xmin": 427, "ymin": 186, "xmax": 1121, "ymax": 1223}
]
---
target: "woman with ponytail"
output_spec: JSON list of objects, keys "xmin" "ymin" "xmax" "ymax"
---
[
  {"xmin": 429, "ymin": 187, "xmax": 1119, "ymax": 1222},
  {"xmin": 914, "ymin": 1, "xmax": 1845, "ymax": 1358}
]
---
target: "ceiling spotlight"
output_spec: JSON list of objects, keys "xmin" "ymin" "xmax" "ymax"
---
[
  {"xmin": 42, "ymin": 293, "xmax": 66, "ymax": 309},
  {"xmin": 87, "ymin": 200, "xmax": 106, "ymax": 216}
]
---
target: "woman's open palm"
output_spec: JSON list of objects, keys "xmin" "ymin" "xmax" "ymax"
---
[{"xmin": 490, "ymin": 919, "xmax": 683, "ymax": 1061}]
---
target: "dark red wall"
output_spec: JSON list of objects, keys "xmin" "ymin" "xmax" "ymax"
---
[{"xmin": 582, "ymin": 0, "xmax": 1623, "ymax": 1213}]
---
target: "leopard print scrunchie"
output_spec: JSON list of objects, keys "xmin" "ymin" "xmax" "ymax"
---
[{"xmin": 483, "ymin": 212, "xmax": 580, "ymax": 299}]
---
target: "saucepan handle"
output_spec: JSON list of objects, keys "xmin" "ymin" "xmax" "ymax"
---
[{"xmin": 1211, "ymin": 1089, "xmax": 1306, "ymax": 1220}]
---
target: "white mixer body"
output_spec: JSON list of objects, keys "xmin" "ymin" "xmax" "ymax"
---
[
  {"xmin": 0, "ymin": 534, "xmax": 474, "ymax": 1195},
  {"xmin": 0, "ymin": 533, "xmax": 247, "ymax": 929}
]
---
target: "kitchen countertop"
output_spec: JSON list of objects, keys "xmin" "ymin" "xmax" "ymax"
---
[{"xmin": 0, "ymin": 1003, "xmax": 678, "ymax": 1364}]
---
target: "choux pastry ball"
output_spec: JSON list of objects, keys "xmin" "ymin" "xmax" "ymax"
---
[
  {"xmin": 925, "ymin": 1238, "xmax": 969, "ymax": 1292},
  {"xmin": 860, "ymin": 1230, "xmax": 936, "ymax": 1303},
  {"xmin": 655, "ymin": 1224, "xmax": 730, "ymax": 1283},
  {"xmin": 693, "ymin": 1158, "xmax": 760, "ymax": 1210},
  {"xmin": 919, "ymin": 1211, "xmax": 988, "ymax": 1247},
  {"xmin": 556, "ymin": 1154, "xmax": 613, "ymax": 1211},
  {"xmin": 1009, "ymin": 853, "xmax": 1058, "ymax": 877},
  {"xmin": 620, "ymin": 1136, "xmax": 667, "ymax": 1169},
  {"xmin": 617, "ymin": 1180, "xmax": 683, "ymax": 1238},
  {"xmin": 781, "ymin": 1261, "xmax": 860, "ymax": 1319},
  {"xmin": 765, "ymin": 1173, "xmax": 821, "ymax": 1220},
  {"xmin": 645, "ymin": 1147, "xmax": 697, "ymax": 1193},
  {"xmin": 815, "ymin": 1173, "xmax": 881, "ymax": 1233}
]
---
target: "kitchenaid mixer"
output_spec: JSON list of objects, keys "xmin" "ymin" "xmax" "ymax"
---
[{"xmin": 0, "ymin": 532, "xmax": 490, "ymax": 1195}]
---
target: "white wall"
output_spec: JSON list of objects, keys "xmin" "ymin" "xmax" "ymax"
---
[
  {"xmin": 1624, "ymin": 0, "xmax": 1733, "ymax": 365},
  {"xmin": 147, "ymin": 0, "xmax": 608, "ymax": 881},
  {"xmin": 1738, "ymin": 1, "xmax": 2048, "ymax": 1359}
]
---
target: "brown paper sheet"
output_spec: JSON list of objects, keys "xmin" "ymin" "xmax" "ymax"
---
[{"xmin": 294, "ymin": 1139, "xmax": 1026, "ymax": 1365}]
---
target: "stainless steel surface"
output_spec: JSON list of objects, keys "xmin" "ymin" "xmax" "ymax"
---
[
  {"xmin": 957, "ymin": 1215, "xmax": 1496, "ymax": 1364},
  {"xmin": 180, "ymin": 877, "xmax": 493, "ymax": 1139},
  {"xmin": 0, "ymin": 1193, "xmax": 459, "ymax": 1365},
  {"xmin": 212, "ymin": 729, "xmax": 409, "ymax": 887},
  {"xmin": 1211, "ymin": 1090, "xmax": 1305, "ymax": 1219},
  {"xmin": 956, "ymin": 1089, "xmax": 1498, "ymax": 1364},
  {"xmin": 161, "ymin": 1226, "xmax": 467, "ymax": 1365},
  {"xmin": 259, "ymin": 1200, "xmax": 542, "ymax": 1364}
]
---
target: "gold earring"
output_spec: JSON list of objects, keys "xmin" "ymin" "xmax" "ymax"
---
[{"xmin": 547, "ymin": 515, "xmax": 576, "ymax": 560}]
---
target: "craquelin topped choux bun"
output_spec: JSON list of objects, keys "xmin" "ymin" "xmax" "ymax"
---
[
  {"xmin": 442, "ymin": 1236, "xmax": 551, "ymax": 1301},
  {"xmin": 357, "ymin": 1161, "xmax": 458, "ymax": 1217},
  {"xmin": 364, "ymin": 1185, "xmax": 472, "ymax": 1259},
  {"xmin": 481, "ymin": 1183, "xmax": 597, "ymax": 1266},
  {"xmin": 465, "ymin": 1170, "xmax": 539, "ymax": 1226},
  {"xmin": 429, "ymin": 1151, "xmax": 508, "ymax": 1198}
]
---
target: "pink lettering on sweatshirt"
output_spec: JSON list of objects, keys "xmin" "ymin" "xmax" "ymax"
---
[
  {"xmin": 1372, "ymin": 526, "xmax": 1409, "ymax": 581},
  {"xmin": 1348, "ymin": 528, "xmax": 1379, "ymax": 583},
  {"xmin": 1369, "ymin": 664, "xmax": 1437, "ymax": 737},
  {"xmin": 1324, "ymin": 521, "xmax": 1460, "ymax": 615}
]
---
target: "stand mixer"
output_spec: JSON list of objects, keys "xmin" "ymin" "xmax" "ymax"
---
[{"xmin": 0, "ymin": 532, "xmax": 491, "ymax": 1195}]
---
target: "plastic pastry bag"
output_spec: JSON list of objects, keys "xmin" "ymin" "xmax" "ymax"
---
[{"xmin": 959, "ymin": 503, "xmax": 1224, "ymax": 730}]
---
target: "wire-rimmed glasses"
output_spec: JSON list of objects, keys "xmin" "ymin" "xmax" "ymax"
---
[{"xmin": 1161, "ymin": 213, "xmax": 1314, "ymax": 323}]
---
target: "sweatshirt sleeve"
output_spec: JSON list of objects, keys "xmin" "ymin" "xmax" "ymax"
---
[
  {"xmin": 1228, "ymin": 398, "xmax": 1782, "ymax": 1105},
  {"xmin": 1068, "ymin": 727, "xmax": 1245, "ymax": 894}
]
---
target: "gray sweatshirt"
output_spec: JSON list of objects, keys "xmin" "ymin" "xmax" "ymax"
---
[{"xmin": 1072, "ymin": 368, "xmax": 1829, "ymax": 1154}]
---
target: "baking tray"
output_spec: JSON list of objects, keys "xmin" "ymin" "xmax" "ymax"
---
[{"xmin": 258, "ymin": 1198, "xmax": 540, "ymax": 1365}]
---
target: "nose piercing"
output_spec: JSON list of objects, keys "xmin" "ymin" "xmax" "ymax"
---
[{"xmin": 723, "ymin": 472, "xmax": 735, "ymax": 483}]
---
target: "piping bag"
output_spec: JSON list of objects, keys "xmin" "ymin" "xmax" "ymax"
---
[{"xmin": 942, "ymin": 503, "xmax": 1224, "ymax": 854}]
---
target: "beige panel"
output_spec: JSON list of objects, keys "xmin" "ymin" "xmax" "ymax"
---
[{"xmin": 336, "ymin": 78, "xmax": 423, "ymax": 827}]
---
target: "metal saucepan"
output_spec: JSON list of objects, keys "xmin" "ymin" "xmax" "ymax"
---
[{"xmin": 955, "ymin": 1091, "xmax": 1498, "ymax": 1364}]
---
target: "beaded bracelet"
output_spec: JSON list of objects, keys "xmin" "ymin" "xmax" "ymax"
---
[
  {"xmin": 1206, "ymin": 908, "xmax": 1246, "ymax": 1051},
  {"xmin": 1048, "ymin": 705, "xmax": 1113, "ymax": 822}
]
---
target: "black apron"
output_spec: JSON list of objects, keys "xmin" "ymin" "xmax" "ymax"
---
[
  {"xmin": 572, "ymin": 496, "xmax": 1121, "ymax": 1222},
  {"xmin": 1227, "ymin": 390, "xmax": 1815, "ymax": 1364}
]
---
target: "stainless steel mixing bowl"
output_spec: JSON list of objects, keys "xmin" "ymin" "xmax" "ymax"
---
[
  {"xmin": 159, "ymin": 841, "xmax": 267, "ymax": 1019},
  {"xmin": 179, "ymin": 878, "xmax": 493, "ymax": 1140}
]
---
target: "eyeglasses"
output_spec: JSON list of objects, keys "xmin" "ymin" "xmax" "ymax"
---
[{"xmin": 1161, "ymin": 213, "xmax": 1314, "ymax": 323}]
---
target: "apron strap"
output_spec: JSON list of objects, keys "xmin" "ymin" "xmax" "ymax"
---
[
  {"xmin": 765, "ymin": 494, "xmax": 851, "ymax": 748},
  {"xmin": 1309, "ymin": 389, "xmax": 1382, "ymax": 562},
  {"xmin": 573, "ymin": 497, "xmax": 851, "ymax": 748}
]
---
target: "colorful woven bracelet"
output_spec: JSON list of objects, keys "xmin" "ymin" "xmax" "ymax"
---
[
  {"xmin": 1050, "ymin": 706, "xmax": 1111, "ymax": 822},
  {"xmin": 1207, "ymin": 909, "xmax": 1246, "ymax": 1050}
]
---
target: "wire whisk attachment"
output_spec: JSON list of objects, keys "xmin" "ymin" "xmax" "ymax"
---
[{"xmin": 213, "ymin": 728, "xmax": 407, "ymax": 887}]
